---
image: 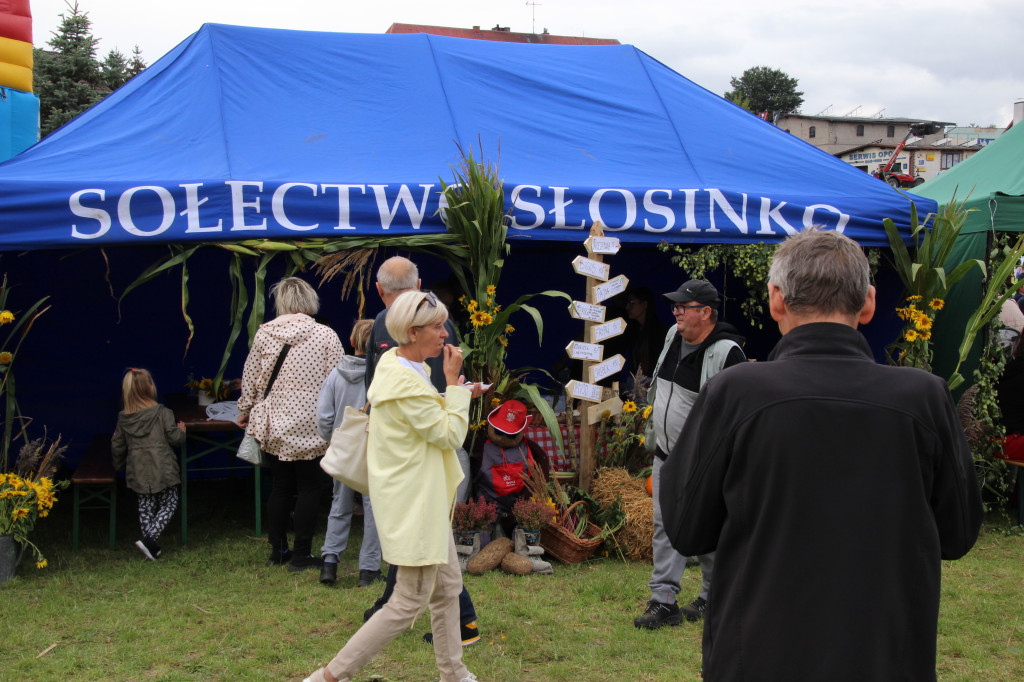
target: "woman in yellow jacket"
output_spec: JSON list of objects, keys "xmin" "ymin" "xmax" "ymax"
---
[{"xmin": 305, "ymin": 290, "xmax": 483, "ymax": 682}]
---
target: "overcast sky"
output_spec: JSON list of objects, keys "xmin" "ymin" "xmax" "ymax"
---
[{"xmin": 29, "ymin": 0, "xmax": 1024, "ymax": 128}]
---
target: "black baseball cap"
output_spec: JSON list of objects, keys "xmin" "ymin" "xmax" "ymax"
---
[{"xmin": 663, "ymin": 280, "xmax": 720, "ymax": 307}]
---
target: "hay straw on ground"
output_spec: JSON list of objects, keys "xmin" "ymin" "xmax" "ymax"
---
[{"xmin": 591, "ymin": 467, "xmax": 653, "ymax": 561}]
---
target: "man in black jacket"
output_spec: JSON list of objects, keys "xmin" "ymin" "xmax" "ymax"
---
[{"xmin": 661, "ymin": 229, "xmax": 982, "ymax": 681}]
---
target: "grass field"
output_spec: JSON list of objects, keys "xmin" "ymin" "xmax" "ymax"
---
[{"xmin": 2, "ymin": 479, "xmax": 1022, "ymax": 681}]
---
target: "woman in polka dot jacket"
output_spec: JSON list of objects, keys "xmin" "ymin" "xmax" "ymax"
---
[{"xmin": 237, "ymin": 277, "xmax": 344, "ymax": 571}]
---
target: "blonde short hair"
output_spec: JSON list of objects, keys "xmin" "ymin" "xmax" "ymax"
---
[
  {"xmin": 270, "ymin": 277, "xmax": 319, "ymax": 317},
  {"xmin": 386, "ymin": 291, "xmax": 448, "ymax": 345},
  {"xmin": 350, "ymin": 319, "xmax": 374, "ymax": 354}
]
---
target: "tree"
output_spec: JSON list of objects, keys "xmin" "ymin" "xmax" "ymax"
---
[
  {"xmin": 32, "ymin": 2, "xmax": 147, "ymax": 138},
  {"xmin": 724, "ymin": 66, "xmax": 804, "ymax": 123}
]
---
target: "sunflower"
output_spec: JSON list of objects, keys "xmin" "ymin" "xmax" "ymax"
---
[
  {"xmin": 12, "ymin": 507, "xmax": 30, "ymax": 521},
  {"xmin": 466, "ymin": 299, "xmax": 479, "ymax": 313},
  {"xmin": 505, "ymin": 325, "xmax": 515, "ymax": 334},
  {"xmin": 622, "ymin": 400, "xmax": 637, "ymax": 413},
  {"xmin": 907, "ymin": 295, "xmax": 923, "ymax": 303},
  {"xmin": 929, "ymin": 298, "xmax": 945, "ymax": 310},
  {"xmin": 642, "ymin": 404, "xmax": 652, "ymax": 420},
  {"xmin": 0, "ymin": 310, "xmax": 13, "ymax": 324},
  {"xmin": 470, "ymin": 311, "xmax": 493, "ymax": 327},
  {"xmin": 36, "ymin": 559, "xmax": 48, "ymax": 569},
  {"xmin": 0, "ymin": 351, "xmax": 12, "ymax": 365},
  {"xmin": 486, "ymin": 285, "xmax": 496, "ymax": 295},
  {"xmin": 914, "ymin": 314, "xmax": 933, "ymax": 331},
  {"xmin": 905, "ymin": 329, "xmax": 919, "ymax": 342},
  {"xmin": 919, "ymin": 330, "xmax": 932, "ymax": 341},
  {"xmin": 491, "ymin": 397, "xmax": 501, "ymax": 408},
  {"xmin": 498, "ymin": 336, "xmax": 508, "ymax": 347}
]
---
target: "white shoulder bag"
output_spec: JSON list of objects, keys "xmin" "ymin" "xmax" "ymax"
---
[{"xmin": 320, "ymin": 403, "xmax": 370, "ymax": 495}]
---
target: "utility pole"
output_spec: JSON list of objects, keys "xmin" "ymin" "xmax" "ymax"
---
[{"xmin": 526, "ymin": 1, "xmax": 542, "ymax": 34}]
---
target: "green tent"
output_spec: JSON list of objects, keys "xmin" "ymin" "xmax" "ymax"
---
[{"xmin": 914, "ymin": 121, "xmax": 1024, "ymax": 384}]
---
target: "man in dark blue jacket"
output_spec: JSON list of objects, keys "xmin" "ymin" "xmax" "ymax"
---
[{"xmin": 662, "ymin": 229, "xmax": 982, "ymax": 681}]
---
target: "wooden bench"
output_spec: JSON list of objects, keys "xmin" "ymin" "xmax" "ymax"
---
[{"xmin": 71, "ymin": 434, "xmax": 118, "ymax": 550}]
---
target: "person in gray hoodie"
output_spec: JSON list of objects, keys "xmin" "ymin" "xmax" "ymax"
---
[
  {"xmin": 111, "ymin": 368, "xmax": 186, "ymax": 561},
  {"xmin": 316, "ymin": 319, "xmax": 382, "ymax": 587}
]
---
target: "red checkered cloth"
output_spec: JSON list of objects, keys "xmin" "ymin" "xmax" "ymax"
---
[{"xmin": 524, "ymin": 425, "xmax": 580, "ymax": 472}]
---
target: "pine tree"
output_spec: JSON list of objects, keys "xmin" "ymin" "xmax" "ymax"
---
[{"xmin": 31, "ymin": 2, "xmax": 147, "ymax": 138}]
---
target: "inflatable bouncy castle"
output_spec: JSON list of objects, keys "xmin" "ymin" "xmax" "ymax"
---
[{"xmin": 0, "ymin": 0, "xmax": 39, "ymax": 161}]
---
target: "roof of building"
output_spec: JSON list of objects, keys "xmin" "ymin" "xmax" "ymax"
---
[
  {"xmin": 386, "ymin": 23, "xmax": 620, "ymax": 45},
  {"xmin": 780, "ymin": 112, "xmax": 955, "ymax": 126}
]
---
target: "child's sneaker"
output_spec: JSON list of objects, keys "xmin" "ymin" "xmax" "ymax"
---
[{"xmin": 135, "ymin": 537, "xmax": 161, "ymax": 561}]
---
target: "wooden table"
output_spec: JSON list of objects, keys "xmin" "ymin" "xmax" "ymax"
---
[{"xmin": 173, "ymin": 402, "xmax": 260, "ymax": 544}]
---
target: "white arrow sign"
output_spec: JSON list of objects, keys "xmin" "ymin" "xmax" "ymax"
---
[
  {"xmin": 566, "ymin": 340, "xmax": 604, "ymax": 362},
  {"xmin": 593, "ymin": 275, "xmax": 629, "ymax": 303},
  {"xmin": 588, "ymin": 317, "xmax": 626, "ymax": 343},
  {"xmin": 571, "ymin": 256, "xmax": 610, "ymax": 281},
  {"xmin": 565, "ymin": 380, "xmax": 604, "ymax": 403},
  {"xmin": 587, "ymin": 396, "xmax": 623, "ymax": 425},
  {"xmin": 569, "ymin": 301, "xmax": 606, "ymax": 323},
  {"xmin": 585, "ymin": 236, "xmax": 621, "ymax": 255},
  {"xmin": 587, "ymin": 354, "xmax": 625, "ymax": 384}
]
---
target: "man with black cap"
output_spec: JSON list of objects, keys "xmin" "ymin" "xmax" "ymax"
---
[{"xmin": 634, "ymin": 279, "xmax": 746, "ymax": 630}]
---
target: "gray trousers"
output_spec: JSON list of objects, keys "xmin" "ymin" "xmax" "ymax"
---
[
  {"xmin": 649, "ymin": 456, "xmax": 714, "ymax": 604},
  {"xmin": 455, "ymin": 447, "xmax": 470, "ymax": 504},
  {"xmin": 320, "ymin": 479, "xmax": 381, "ymax": 571}
]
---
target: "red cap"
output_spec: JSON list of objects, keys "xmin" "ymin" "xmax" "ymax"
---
[{"xmin": 487, "ymin": 399, "xmax": 531, "ymax": 435}]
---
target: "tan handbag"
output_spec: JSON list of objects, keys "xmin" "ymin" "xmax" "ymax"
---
[{"xmin": 320, "ymin": 403, "xmax": 370, "ymax": 494}]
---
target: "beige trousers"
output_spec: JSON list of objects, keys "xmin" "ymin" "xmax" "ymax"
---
[{"xmin": 325, "ymin": 534, "xmax": 468, "ymax": 682}]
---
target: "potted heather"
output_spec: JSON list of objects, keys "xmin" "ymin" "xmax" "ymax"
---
[
  {"xmin": 512, "ymin": 496, "xmax": 557, "ymax": 546},
  {"xmin": 452, "ymin": 495, "xmax": 498, "ymax": 545}
]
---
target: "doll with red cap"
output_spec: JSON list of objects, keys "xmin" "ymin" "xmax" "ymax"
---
[{"xmin": 475, "ymin": 399, "xmax": 541, "ymax": 537}]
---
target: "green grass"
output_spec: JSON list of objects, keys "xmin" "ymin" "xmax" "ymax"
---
[{"xmin": 2, "ymin": 480, "xmax": 1023, "ymax": 681}]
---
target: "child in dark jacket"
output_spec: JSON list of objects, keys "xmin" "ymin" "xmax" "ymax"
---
[{"xmin": 111, "ymin": 368, "xmax": 186, "ymax": 560}]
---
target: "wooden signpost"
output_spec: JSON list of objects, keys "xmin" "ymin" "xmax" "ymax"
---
[{"xmin": 568, "ymin": 223, "xmax": 625, "ymax": 491}]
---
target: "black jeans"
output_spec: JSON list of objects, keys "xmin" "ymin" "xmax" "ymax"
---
[{"xmin": 267, "ymin": 454, "xmax": 325, "ymax": 558}]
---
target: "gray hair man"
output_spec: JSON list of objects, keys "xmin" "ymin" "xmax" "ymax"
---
[
  {"xmin": 661, "ymin": 229, "xmax": 982, "ymax": 680},
  {"xmin": 634, "ymin": 279, "xmax": 746, "ymax": 630}
]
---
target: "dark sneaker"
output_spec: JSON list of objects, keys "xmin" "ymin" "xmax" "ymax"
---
[
  {"xmin": 357, "ymin": 569, "xmax": 383, "ymax": 587},
  {"xmin": 319, "ymin": 561, "xmax": 338, "ymax": 585},
  {"xmin": 634, "ymin": 600, "xmax": 682, "ymax": 629},
  {"xmin": 422, "ymin": 621, "xmax": 482, "ymax": 646},
  {"xmin": 288, "ymin": 555, "xmax": 323, "ymax": 573},
  {"xmin": 460, "ymin": 620, "xmax": 481, "ymax": 646},
  {"xmin": 680, "ymin": 597, "xmax": 708, "ymax": 622},
  {"xmin": 265, "ymin": 548, "xmax": 292, "ymax": 567},
  {"xmin": 135, "ymin": 538, "xmax": 159, "ymax": 561}
]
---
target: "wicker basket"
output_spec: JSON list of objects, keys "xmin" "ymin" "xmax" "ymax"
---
[{"xmin": 540, "ymin": 500, "xmax": 604, "ymax": 564}]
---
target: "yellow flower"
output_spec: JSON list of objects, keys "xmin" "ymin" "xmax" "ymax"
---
[
  {"xmin": 641, "ymin": 404, "xmax": 652, "ymax": 420},
  {"xmin": 622, "ymin": 400, "xmax": 637, "ymax": 413},
  {"xmin": 498, "ymin": 337, "xmax": 508, "ymax": 347},
  {"xmin": 905, "ymin": 329, "xmax": 919, "ymax": 342},
  {"xmin": 895, "ymin": 307, "xmax": 910, "ymax": 321},
  {"xmin": 36, "ymin": 559, "xmax": 48, "ymax": 569},
  {"xmin": 466, "ymin": 300, "xmax": 479, "ymax": 313},
  {"xmin": 639, "ymin": 435, "xmax": 645, "ymax": 446},
  {"xmin": 486, "ymin": 298, "xmax": 494, "ymax": 307},
  {"xmin": 12, "ymin": 507, "xmax": 29, "ymax": 521},
  {"xmin": 505, "ymin": 325, "xmax": 515, "ymax": 334},
  {"xmin": 0, "ymin": 351, "xmax": 12, "ymax": 365},
  {"xmin": 0, "ymin": 310, "xmax": 13, "ymax": 324},
  {"xmin": 491, "ymin": 397, "xmax": 501, "ymax": 407},
  {"xmin": 914, "ymin": 314, "xmax": 933, "ymax": 331},
  {"xmin": 920, "ymin": 330, "xmax": 932, "ymax": 341},
  {"xmin": 486, "ymin": 285, "xmax": 496, "ymax": 295},
  {"xmin": 470, "ymin": 311, "xmax": 493, "ymax": 327},
  {"xmin": 929, "ymin": 298, "xmax": 945, "ymax": 310},
  {"xmin": 907, "ymin": 295, "xmax": 923, "ymax": 302}
]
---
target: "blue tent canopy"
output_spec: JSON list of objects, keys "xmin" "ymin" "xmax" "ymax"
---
[{"xmin": 0, "ymin": 24, "xmax": 929, "ymax": 250}]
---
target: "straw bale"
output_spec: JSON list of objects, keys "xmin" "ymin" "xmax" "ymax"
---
[{"xmin": 592, "ymin": 467, "xmax": 653, "ymax": 562}]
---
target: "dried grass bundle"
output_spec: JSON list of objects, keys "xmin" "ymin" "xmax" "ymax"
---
[{"xmin": 591, "ymin": 467, "xmax": 653, "ymax": 561}]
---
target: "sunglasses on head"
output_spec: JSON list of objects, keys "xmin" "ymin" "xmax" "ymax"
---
[{"xmin": 416, "ymin": 291, "xmax": 439, "ymax": 311}]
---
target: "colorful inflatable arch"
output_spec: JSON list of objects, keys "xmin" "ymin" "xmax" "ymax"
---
[{"xmin": 0, "ymin": 0, "xmax": 38, "ymax": 160}]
